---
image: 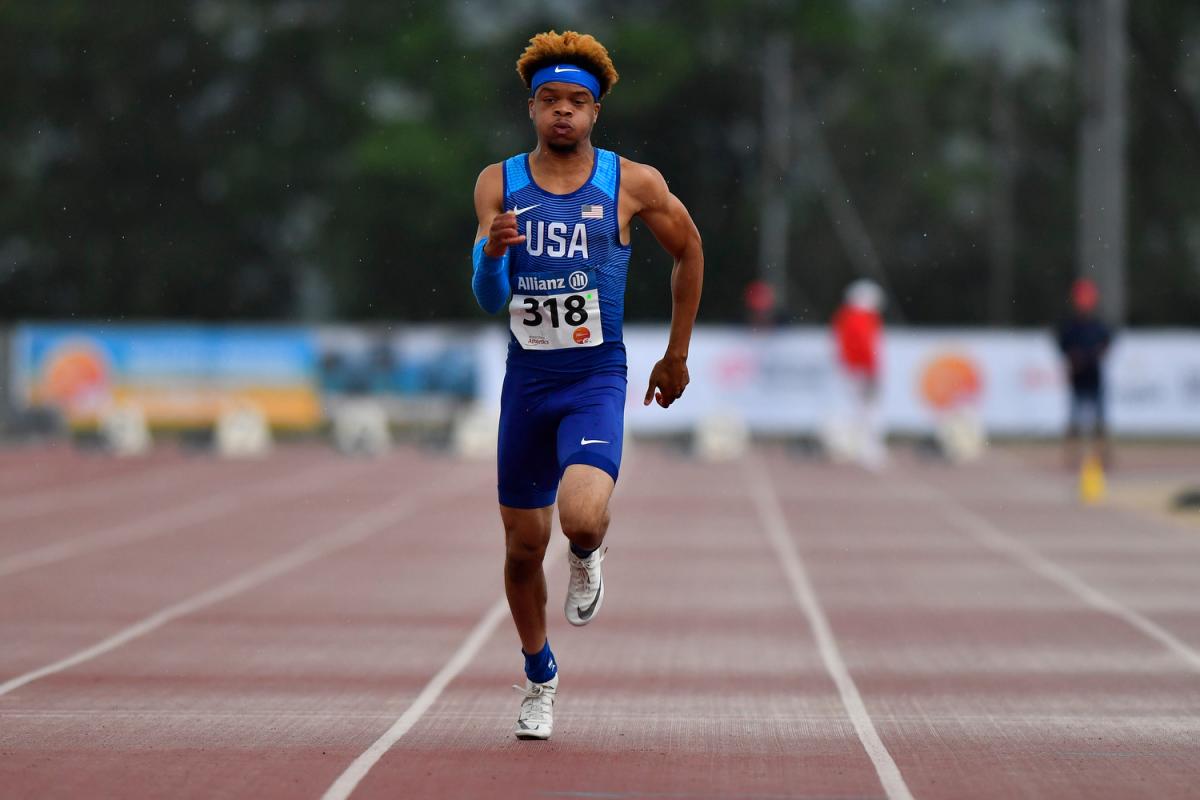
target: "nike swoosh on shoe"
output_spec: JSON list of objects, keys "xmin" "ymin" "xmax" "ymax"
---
[{"xmin": 575, "ymin": 575, "xmax": 602, "ymax": 621}]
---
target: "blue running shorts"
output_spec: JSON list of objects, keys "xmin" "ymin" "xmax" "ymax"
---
[{"xmin": 497, "ymin": 367, "xmax": 627, "ymax": 509}]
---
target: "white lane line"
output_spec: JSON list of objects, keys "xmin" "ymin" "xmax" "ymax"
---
[
  {"xmin": 0, "ymin": 458, "xmax": 209, "ymax": 523},
  {"xmin": 322, "ymin": 539, "xmax": 568, "ymax": 800},
  {"xmin": 0, "ymin": 469, "xmax": 480, "ymax": 699},
  {"xmin": 743, "ymin": 456, "xmax": 915, "ymax": 800},
  {"xmin": 0, "ymin": 459, "xmax": 369, "ymax": 579},
  {"xmin": 928, "ymin": 487, "xmax": 1200, "ymax": 672}
]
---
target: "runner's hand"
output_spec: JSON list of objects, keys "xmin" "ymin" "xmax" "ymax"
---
[
  {"xmin": 644, "ymin": 354, "xmax": 689, "ymax": 408},
  {"xmin": 485, "ymin": 212, "xmax": 525, "ymax": 257}
]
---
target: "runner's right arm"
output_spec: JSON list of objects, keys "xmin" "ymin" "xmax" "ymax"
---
[{"xmin": 472, "ymin": 164, "xmax": 525, "ymax": 314}]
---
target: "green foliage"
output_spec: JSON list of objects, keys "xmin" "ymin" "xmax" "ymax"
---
[{"xmin": 1, "ymin": 0, "xmax": 1197, "ymax": 325}]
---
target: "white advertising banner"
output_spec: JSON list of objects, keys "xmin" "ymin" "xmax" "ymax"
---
[
  {"xmin": 880, "ymin": 330, "xmax": 1064, "ymax": 435},
  {"xmin": 1105, "ymin": 333, "xmax": 1200, "ymax": 434},
  {"xmin": 623, "ymin": 326, "xmax": 836, "ymax": 434},
  {"xmin": 475, "ymin": 325, "xmax": 1200, "ymax": 436},
  {"xmin": 634, "ymin": 326, "xmax": 1200, "ymax": 436}
]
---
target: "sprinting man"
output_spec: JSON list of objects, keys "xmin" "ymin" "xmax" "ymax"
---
[
  {"xmin": 470, "ymin": 31, "xmax": 703, "ymax": 739},
  {"xmin": 1057, "ymin": 278, "xmax": 1113, "ymax": 469}
]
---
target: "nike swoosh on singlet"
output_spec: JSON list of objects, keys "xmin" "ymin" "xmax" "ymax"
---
[
  {"xmin": 511, "ymin": 204, "xmax": 540, "ymax": 216},
  {"xmin": 580, "ymin": 438, "xmax": 609, "ymax": 446}
]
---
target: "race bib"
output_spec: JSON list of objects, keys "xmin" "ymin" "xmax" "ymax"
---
[{"xmin": 509, "ymin": 268, "xmax": 604, "ymax": 350}]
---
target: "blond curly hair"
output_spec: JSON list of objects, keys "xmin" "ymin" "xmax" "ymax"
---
[{"xmin": 516, "ymin": 30, "xmax": 619, "ymax": 98}]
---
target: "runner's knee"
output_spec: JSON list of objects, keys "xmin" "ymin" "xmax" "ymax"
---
[
  {"xmin": 504, "ymin": 534, "xmax": 548, "ymax": 584},
  {"xmin": 559, "ymin": 507, "xmax": 607, "ymax": 549},
  {"xmin": 506, "ymin": 535, "xmax": 547, "ymax": 564},
  {"xmin": 504, "ymin": 514, "xmax": 551, "ymax": 565}
]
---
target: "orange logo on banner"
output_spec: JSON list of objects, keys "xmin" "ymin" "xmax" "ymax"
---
[
  {"xmin": 39, "ymin": 346, "xmax": 111, "ymax": 410},
  {"xmin": 920, "ymin": 353, "xmax": 982, "ymax": 410},
  {"xmin": 573, "ymin": 327, "xmax": 591, "ymax": 345}
]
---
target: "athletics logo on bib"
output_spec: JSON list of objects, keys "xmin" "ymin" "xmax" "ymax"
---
[{"xmin": 510, "ymin": 268, "xmax": 604, "ymax": 350}]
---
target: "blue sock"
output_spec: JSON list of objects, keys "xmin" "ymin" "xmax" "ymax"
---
[
  {"xmin": 570, "ymin": 542, "xmax": 598, "ymax": 559},
  {"xmin": 523, "ymin": 640, "xmax": 557, "ymax": 684}
]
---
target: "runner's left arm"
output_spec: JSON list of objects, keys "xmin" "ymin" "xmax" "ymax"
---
[{"xmin": 631, "ymin": 164, "xmax": 704, "ymax": 408}]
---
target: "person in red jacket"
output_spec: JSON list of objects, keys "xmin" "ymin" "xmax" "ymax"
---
[{"xmin": 829, "ymin": 279, "xmax": 887, "ymax": 468}]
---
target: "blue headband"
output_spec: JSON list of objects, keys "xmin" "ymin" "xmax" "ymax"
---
[{"xmin": 530, "ymin": 63, "xmax": 602, "ymax": 100}]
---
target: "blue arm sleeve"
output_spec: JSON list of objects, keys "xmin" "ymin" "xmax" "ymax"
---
[{"xmin": 472, "ymin": 238, "xmax": 511, "ymax": 314}]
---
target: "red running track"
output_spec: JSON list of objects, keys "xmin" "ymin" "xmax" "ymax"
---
[{"xmin": 0, "ymin": 442, "xmax": 1198, "ymax": 799}]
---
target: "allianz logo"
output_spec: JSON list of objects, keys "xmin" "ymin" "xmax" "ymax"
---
[{"xmin": 516, "ymin": 271, "xmax": 590, "ymax": 292}]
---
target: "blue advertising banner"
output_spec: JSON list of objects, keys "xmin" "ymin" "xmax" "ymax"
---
[{"xmin": 11, "ymin": 324, "xmax": 322, "ymax": 429}]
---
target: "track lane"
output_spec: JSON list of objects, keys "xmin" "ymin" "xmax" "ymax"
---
[
  {"xmin": 765, "ymin": 450, "xmax": 1200, "ymax": 800},
  {"xmin": 0, "ymin": 448, "xmax": 226, "ymax": 524},
  {"xmin": 344, "ymin": 451, "xmax": 891, "ymax": 800},
  {"xmin": 3, "ymin": 444, "xmax": 1199, "ymax": 798},
  {"xmin": 0, "ymin": 452, "xmax": 497, "ymax": 797},
  {"xmin": 0, "ymin": 445, "xmax": 181, "ymax": 497},
  {"xmin": 0, "ymin": 449, "xmax": 360, "ymax": 569},
  {"xmin": 0, "ymin": 449, "xmax": 444, "ymax": 684}
]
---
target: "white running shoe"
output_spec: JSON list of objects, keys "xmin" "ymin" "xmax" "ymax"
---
[
  {"xmin": 564, "ymin": 547, "xmax": 606, "ymax": 626},
  {"xmin": 513, "ymin": 673, "xmax": 557, "ymax": 740}
]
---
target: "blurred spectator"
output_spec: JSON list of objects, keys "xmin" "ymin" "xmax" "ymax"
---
[
  {"xmin": 828, "ymin": 280, "xmax": 887, "ymax": 469},
  {"xmin": 1057, "ymin": 278, "xmax": 1113, "ymax": 469},
  {"xmin": 743, "ymin": 279, "xmax": 778, "ymax": 329}
]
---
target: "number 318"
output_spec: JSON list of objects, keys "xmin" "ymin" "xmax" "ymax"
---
[{"xmin": 522, "ymin": 295, "xmax": 588, "ymax": 328}]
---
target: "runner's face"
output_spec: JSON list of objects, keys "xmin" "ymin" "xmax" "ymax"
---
[{"xmin": 528, "ymin": 83, "xmax": 598, "ymax": 151}]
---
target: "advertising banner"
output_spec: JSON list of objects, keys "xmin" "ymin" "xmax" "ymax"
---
[
  {"xmin": 314, "ymin": 325, "xmax": 482, "ymax": 426},
  {"xmin": 478, "ymin": 326, "xmax": 1200, "ymax": 437},
  {"xmin": 11, "ymin": 324, "xmax": 322, "ymax": 429},
  {"xmin": 882, "ymin": 329, "xmax": 1200, "ymax": 435},
  {"xmin": 13, "ymin": 323, "xmax": 1199, "ymax": 437},
  {"xmin": 623, "ymin": 326, "xmax": 836, "ymax": 434}
]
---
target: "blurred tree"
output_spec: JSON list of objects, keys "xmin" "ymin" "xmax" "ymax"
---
[
  {"xmin": 1126, "ymin": 1, "xmax": 1200, "ymax": 324},
  {"xmin": 0, "ymin": 0, "xmax": 1197, "ymax": 325}
]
